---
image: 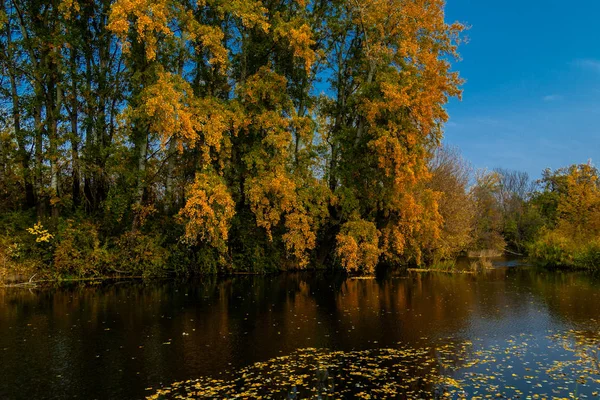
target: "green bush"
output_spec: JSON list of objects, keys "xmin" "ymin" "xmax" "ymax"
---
[
  {"xmin": 53, "ymin": 220, "xmax": 109, "ymax": 278},
  {"xmin": 112, "ymin": 232, "xmax": 168, "ymax": 278},
  {"xmin": 528, "ymin": 231, "xmax": 600, "ymax": 270}
]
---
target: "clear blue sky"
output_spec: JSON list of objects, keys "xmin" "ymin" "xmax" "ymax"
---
[{"xmin": 444, "ymin": 0, "xmax": 600, "ymax": 179}]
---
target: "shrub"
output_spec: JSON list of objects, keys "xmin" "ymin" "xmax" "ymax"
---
[
  {"xmin": 528, "ymin": 230, "xmax": 600, "ymax": 270},
  {"xmin": 112, "ymin": 232, "xmax": 168, "ymax": 278},
  {"xmin": 53, "ymin": 220, "xmax": 108, "ymax": 278}
]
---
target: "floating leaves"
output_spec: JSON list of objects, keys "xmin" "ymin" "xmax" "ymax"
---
[{"xmin": 148, "ymin": 330, "xmax": 600, "ymax": 399}]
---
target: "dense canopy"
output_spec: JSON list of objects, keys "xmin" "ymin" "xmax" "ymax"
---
[{"xmin": 0, "ymin": 0, "xmax": 466, "ymax": 275}]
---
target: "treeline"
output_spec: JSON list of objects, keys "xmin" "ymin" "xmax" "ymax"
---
[
  {"xmin": 431, "ymin": 152, "xmax": 600, "ymax": 271},
  {"xmin": 0, "ymin": 0, "xmax": 597, "ymax": 279}
]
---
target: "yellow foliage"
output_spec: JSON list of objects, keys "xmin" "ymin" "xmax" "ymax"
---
[
  {"xmin": 138, "ymin": 71, "xmax": 239, "ymax": 165},
  {"xmin": 336, "ymin": 220, "xmax": 381, "ymax": 274},
  {"xmin": 179, "ymin": 172, "xmax": 236, "ymax": 253},
  {"xmin": 27, "ymin": 222, "xmax": 54, "ymax": 243},
  {"xmin": 59, "ymin": 0, "xmax": 80, "ymax": 20},
  {"xmin": 211, "ymin": 0, "xmax": 270, "ymax": 32},
  {"xmin": 282, "ymin": 210, "xmax": 316, "ymax": 268},
  {"xmin": 556, "ymin": 163, "xmax": 600, "ymax": 235},
  {"xmin": 273, "ymin": 17, "xmax": 316, "ymax": 72},
  {"xmin": 239, "ymin": 67, "xmax": 323, "ymax": 267},
  {"xmin": 246, "ymin": 173, "xmax": 296, "ymax": 239},
  {"xmin": 108, "ymin": 0, "xmax": 172, "ymax": 60},
  {"xmin": 109, "ymin": 0, "xmax": 242, "ymax": 66},
  {"xmin": 185, "ymin": 20, "xmax": 228, "ymax": 67}
]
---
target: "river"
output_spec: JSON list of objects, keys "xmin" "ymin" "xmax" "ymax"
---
[{"xmin": 1, "ymin": 262, "xmax": 600, "ymax": 399}]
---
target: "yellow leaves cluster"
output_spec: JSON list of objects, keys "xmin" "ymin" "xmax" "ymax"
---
[
  {"xmin": 108, "ymin": 0, "xmax": 172, "ymax": 60},
  {"xmin": 336, "ymin": 220, "xmax": 381, "ymax": 274},
  {"xmin": 140, "ymin": 71, "xmax": 236, "ymax": 165},
  {"xmin": 246, "ymin": 174, "xmax": 297, "ymax": 239},
  {"xmin": 151, "ymin": 331, "xmax": 600, "ymax": 398},
  {"xmin": 274, "ymin": 18, "xmax": 316, "ymax": 73},
  {"xmin": 58, "ymin": 0, "xmax": 80, "ymax": 20},
  {"xmin": 211, "ymin": 0, "xmax": 270, "ymax": 32},
  {"xmin": 557, "ymin": 163, "xmax": 600, "ymax": 235},
  {"xmin": 178, "ymin": 172, "xmax": 235, "ymax": 253},
  {"xmin": 110, "ymin": 0, "xmax": 262, "ymax": 66},
  {"xmin": 241, "ymin": 67, "xmax": 290, "ymax": 108},
  {"xmin": 282, "ymin": 210, "xmax": 316, "ymax": 268},
  {"xmin": 185, "ymin": 21, "xmax": 228, "ymax": 67},
  {"xmin": 27, "ymin": 222, "xmax": 54, "ymax": 243},
  {"xmin": 141, "ymin": 72, "xmax": 196, "ymax": 146},
  {"xmin": 241, "ymin": 67, "xmax": 322, "ymax": 266},
  {"xmin": 245, "ymin": 173, "xmax": 317, "ymax": 267}
]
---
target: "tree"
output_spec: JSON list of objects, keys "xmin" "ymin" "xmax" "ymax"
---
[
  {"xmin": 470, "ymin": 170, "xmax": 506, "ymax": 254},
  {"xmin": 322, "ymin": 0, "xmax": 464, "ymax": 270},
  {"xmin": 425, "ymin": 145, "xmax": 474, "ymax": 261},
  {"xmin": 529, "ymin": 163, "xmax": 600, "ymax": 269}
]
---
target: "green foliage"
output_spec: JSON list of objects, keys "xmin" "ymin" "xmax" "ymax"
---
[
  {"xmin": 529, "ymin": 230, "xmax": 600, "ymax": 269},
  {"xmin": 527, "ymin": 164, "xmax": 600, "ymax": 269},
  {"xmin": 470, "ymin": 170, "xmax": 506, "ymax": 253},
  {"xmin": 112, "ymin": 232, "xmax": 168, "ymax": 278},
  {"xmin": 53, "ymin": 220, "xmax": 108, "ymax": 277}
]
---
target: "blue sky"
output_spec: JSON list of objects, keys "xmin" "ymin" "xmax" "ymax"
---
[{"xmin": 444, "ymin": 0, "xmax": 600, "ymax": 179}]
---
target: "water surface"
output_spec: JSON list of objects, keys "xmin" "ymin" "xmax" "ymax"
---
[{"xmin": 1, "ymin": 264, "xmax": 600, "ymax": 399}]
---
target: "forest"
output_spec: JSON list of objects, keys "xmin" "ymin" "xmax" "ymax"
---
[{"xmin": 0, "ymin": 0, "xmax": 599, "ymax": 280}]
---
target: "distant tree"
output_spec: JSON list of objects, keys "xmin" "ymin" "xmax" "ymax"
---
[
  {"xmin": 529, "ymin": 163, "xmax": 600, "ymax": 268},
  {"xmin": 493, "ymin": 168, "xmax": 542, "ymax": 253},
  {"xmin": 470, "ymin": 170, "xmax": 506, "ymax": 254},
  {"xmin": 425, "ymin": 146, "xmax": 474, "ymax": 261}
]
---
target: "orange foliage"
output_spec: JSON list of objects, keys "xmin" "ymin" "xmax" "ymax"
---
[
  {"xmin": 330, "ymin": 0, "xmax": 463, "ymax": 269},
  {"xmin": 336, "ymin": 220, "xmax": 381, "ymax": 274},
  {"xmin": 179, "ymin": 172, "xmax": 236, "ymax": 254},
  {"xmin": 139, "ymin": 71, "xmax": 237, "ymax": 165},
  {"xmin": 108, "ymin": 0, "xmax": 172, "ymax": 60}
]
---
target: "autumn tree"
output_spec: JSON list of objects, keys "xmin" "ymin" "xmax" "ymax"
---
[
  {"xmin": 470, "ymin": 170, "xmax": 506, "ymax": 255},
  {"xmin": 529, "ymin": 163, "xmax": 600, "ymax": 268},
  {"xmin": 321, "ymin": 0, "xmax": 464, "ymax": 271},
  {"xmin": 425, "ymin": 145, "xmax": 474, "ymax": 261}
]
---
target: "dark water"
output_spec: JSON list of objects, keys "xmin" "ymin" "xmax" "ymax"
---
[{"xmin": 1, "ymin": 264, "xmax": 600, "ymax": 399}]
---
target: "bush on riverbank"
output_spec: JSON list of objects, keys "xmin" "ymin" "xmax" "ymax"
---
[
  {"xmin": 0, "ymin": 212, "xmax": 173, "ymax": 280},
  {"xmin": 529, "ymin": 231, "xmax": 600, "ymax": 269},
  {"xmin": 527, "ymin": 164, "xmax": 600, "ymax": 270}
]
